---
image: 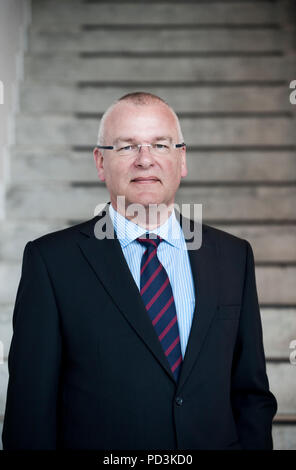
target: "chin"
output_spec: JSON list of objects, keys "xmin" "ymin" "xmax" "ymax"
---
[
  {"xmin": 127, "ymin": 191, "xmax": 160, "ymax": 207},
  {"xmin": 135, "ymin": 196, "xmax": 164, "ymax": 207}
]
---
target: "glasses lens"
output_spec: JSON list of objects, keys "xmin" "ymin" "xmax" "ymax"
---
[
  {"xmin": 116, "ymin": 143, "xmax": 172, "ymax": 156},
  {"xmin": 117, "ymin": 145, "xmax": 138, "ymax": 156},
  {"xmin": 151, "ymin": 143, "xmax": 170, "ymax": 156}
]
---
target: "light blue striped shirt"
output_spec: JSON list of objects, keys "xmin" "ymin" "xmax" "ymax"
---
[{"xmin": 109, "ymin": 203, "xmax": 196, "ymax": 359}]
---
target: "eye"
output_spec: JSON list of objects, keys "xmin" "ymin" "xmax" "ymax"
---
[
  {"xmin": 154, "ymin": 143, "xmax": 169, "ymax": 150},
  {"xmin": 118, "ymin": 145, "xmax": 133, "ymax": 152}
]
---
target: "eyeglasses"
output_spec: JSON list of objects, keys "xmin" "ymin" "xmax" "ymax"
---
[{"xmin": 97, "ymin": 142, "xmax": 186, "ymax": 157}]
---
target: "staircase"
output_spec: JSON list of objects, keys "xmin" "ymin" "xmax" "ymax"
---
[{"xmin": 1, "ymin": 0, "xmax": 296, "ymax": 449}]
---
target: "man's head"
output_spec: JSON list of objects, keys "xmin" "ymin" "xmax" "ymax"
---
[{"xmin": 93, "ymin": 92, "xmax": 187, "ymax": 215}]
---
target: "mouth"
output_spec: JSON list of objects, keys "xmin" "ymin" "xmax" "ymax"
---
[{"xmin": 131, "ymin": 177, "xmax": 160, "ymax": 184}]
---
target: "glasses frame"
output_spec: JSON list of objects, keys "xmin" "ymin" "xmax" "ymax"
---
[{"xmin": 96, "ymin": 142, "xmax": 186, "ymax": 155}]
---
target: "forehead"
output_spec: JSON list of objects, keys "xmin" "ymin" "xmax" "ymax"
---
[{"xmin": 105, "ymin": 101, "xmax": 179, "ymax": 141}]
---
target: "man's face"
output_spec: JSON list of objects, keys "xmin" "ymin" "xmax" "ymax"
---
[{"xmin": 93, "ymin": 101, "xmax": 187, "ymax": 211}]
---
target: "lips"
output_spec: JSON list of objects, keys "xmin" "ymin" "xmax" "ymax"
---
[{"xmin": 132, "ymin": 177, "xmax": 160, "ymax": 182}]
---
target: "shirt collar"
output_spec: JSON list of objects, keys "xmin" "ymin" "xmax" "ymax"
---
[{"xmin": 109, "ymin": 202, "xmax": 185, "ymax": 250}]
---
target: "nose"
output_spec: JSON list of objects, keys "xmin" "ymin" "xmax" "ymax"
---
[{"xmin": 135, "ymin": 145, "xmax": 155, "ymax": 167}]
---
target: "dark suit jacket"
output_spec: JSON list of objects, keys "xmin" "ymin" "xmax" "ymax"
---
[{"xmin": 2, "ymin": 203, "xmax": 277, "ymax": 450}]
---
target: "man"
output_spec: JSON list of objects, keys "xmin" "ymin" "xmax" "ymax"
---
[{"xmin": 2, "ymin": 92, "xmax": 277, "ymax": 450}]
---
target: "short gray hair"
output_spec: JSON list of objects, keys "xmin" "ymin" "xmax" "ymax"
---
[{"xmin": 96, "ymin": 92, "xmax": 184, "ymax": 146}]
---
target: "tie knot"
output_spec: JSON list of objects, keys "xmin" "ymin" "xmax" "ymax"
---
[{"xmin": 136, "ymin": 233, "xmax": 163, "ymax": 249}]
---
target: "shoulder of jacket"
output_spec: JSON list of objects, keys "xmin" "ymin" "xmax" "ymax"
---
[
  {"xmin": 27, "ymin": 216, "xmax": 98, "ymax": 252},
  {"xmin": 202, "ymin": 222, "xmax": 249, "ymax": 251}
]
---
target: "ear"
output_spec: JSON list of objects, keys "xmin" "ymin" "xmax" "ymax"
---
[
  {"xmin": 180, "ymin": 146, "xmax": 187, "ymax": 178},
  {"xmin": 93, "ymin": 147, "xmax": 105, "ymax": 182}
]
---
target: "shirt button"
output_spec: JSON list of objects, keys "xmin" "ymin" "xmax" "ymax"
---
[{"xmin": 175, "ymin": 396, "xmax": 183, "ymax": 406}]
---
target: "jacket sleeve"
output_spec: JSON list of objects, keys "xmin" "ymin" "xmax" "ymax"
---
[
  {"xmin": 231, "ymin": 240, "xmax": 278, "ymax": 449},
  {"xmin": 2, "ymin": 241, "xmax": 62, "ymax": 449}
]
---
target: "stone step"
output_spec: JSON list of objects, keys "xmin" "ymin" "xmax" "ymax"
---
[
  {"xmin": 214, "ymin": 225, "xmax": 296, "ymax": 263},
  {"xmin": 28, "ymin": 28, "xmax": 285, "ymax": 53},
  {"xmin": 272, "ymin": 423, "xmax": 296, "ymax": 450},
  {"xmin": 256, "ymin": 266, "xmax": 296, "ymax": 305},
  {"xmin": 15, "ymin": 114, "xmax": 296, "ymax": 146},
  {"xmin": 1, "ymin": 304, "xmax": 294, "ymax": 361},
  {"xmin": 6, "ymin": 182, "xmax": 109, "ymax": 221},
  {"xmin": 261, "ymin": 308, "xmax": 296, "ymax": 360},
  {"xmin": 176, "ymin": 185, "xmax": 296, "ymax": 222},
  {"xmin": 1, "ymin": 255, "xmax": 295, "ymax": 306},
  {"xmin": 5, "ymin": 183, "xmax": 296, "ymax": 222},
  {"xmin": 6, "ymin": 181, "xmax": 109, "ymax": 222},
  {"xmin": 0, "ymin": 219, "xmax": 65, "ymax": 261},
  {"xmin": 19, "ymin": 83, "xmax": 291, "ymax": 113},
  {"xmin": 0, "ymin": 303, "xmax": 12, "ymax": 361},
  {"xmin": 0, "ymin": 186, "xmax": 4, "ymax": 221},
  {"xmin": 32, "ymin": 1, "xmax": 277, "ymax": 26},
  {"xmin": 266, "ymin": 363, "xmax": 296, "ymax": 415},
  {"xmin": 0, "ymin": 263, "xmax": 22, "ymax": 305},
  {"xmin": 0, "ymin": 363, "xmax": 8, "ymax": 417},
  {"xmin": 1, "ymin": 217, "xmax": 296, "ymax": 264},
  {"xmin": 24, "ymin": 55, "xmax": 294, "ymax": 83},
  {"xmin": 10, "ymin": 147, "xmax": 296, "ymax": 183}
]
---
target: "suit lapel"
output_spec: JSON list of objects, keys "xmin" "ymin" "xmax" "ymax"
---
[
  {"xmin": 77, "ymin": 203, "xmax": 220, "ymax": 389},
  {"xmin": 176, "ymin": 212, "xmax": 220, "ymax": 392},
  {"xmin": 77, "ymin": 203, "xmax": 175, "ymax": 382}
]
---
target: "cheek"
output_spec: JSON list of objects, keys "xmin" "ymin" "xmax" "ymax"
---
[
  {"xmin": 164, "ymin": 160, "xmax": 181, "ymax": 181},
  {"xmin": 107, "ymin": 163, "xmax": 130, "ymax": 189}
]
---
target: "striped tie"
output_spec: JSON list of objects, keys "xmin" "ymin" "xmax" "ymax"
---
[{"xmin": 136, "ymin": 233, "xmax": 183, "ymax": 382}]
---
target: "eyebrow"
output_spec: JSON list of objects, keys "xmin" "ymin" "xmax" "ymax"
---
[{"xmin": 113, "ymin": 136, "xmax": 173, "ymax": 145}]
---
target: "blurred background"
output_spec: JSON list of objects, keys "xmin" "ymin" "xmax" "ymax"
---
[{"xmin": 0, "ymin": 0, "xmax": 296, "ymax": 450}]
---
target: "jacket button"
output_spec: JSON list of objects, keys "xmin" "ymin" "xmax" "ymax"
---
[{"xmin": 175, "ymin": 396, "xmax": 183, "ymax": 406}]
